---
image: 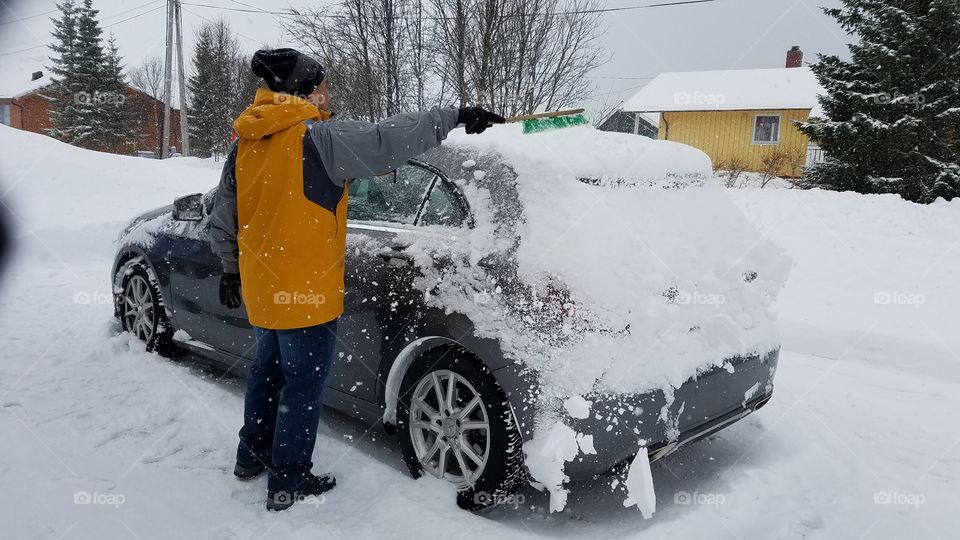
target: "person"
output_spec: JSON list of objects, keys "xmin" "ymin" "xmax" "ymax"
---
[{"xmin": 208, "ymin": 48, "xmax": 504, "ymax": 512}]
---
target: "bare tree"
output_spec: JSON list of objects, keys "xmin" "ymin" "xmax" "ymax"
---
[
  {"xmin": 404, "ymin": 0, "xmax": 432, "ymax": 109},
  {"xmin": 128, "ymin": 56, "xmax": 163, "ymax": 100},
  {"xmin": 283, "ymin": 0, "xmax": 605, "ymax": 119},
  {"xmin": 434, "ymin": 0, "xmax": 604, "ymax": 114},
  {"xmin": 286, "ymin": 0, "xmax": 411, "ymax": 121},
  {"xmin": 430, "ymin": 0, "xmax": 471, "ymax": 108},
  {"xmin": 128, "ymin": 56, "xmax": 165, "ymax": 155}
]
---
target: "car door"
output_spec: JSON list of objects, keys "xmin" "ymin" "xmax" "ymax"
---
[
  {"xmin": 334, "ymin": 161, "xmax": 470, "ymax": 403},
  {"xmin": 165, "ymin": 191, "xmax": 257, "ymax": 358}
]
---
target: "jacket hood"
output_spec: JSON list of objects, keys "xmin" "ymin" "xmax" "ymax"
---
[{"xmin": 233, "ymin": 88, "xmax": 331, "ymax": 140}]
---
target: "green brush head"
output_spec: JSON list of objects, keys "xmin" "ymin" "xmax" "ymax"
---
[{"xmin": 521, "ymin": 113, "xmax": 589, "ymax": 134}]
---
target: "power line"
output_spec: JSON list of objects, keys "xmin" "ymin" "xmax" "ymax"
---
[
  {"xmin": 181, "ymin": 0, "xmax": 718, "ymax": 20},
  {"xmin": 105, "ymin": 2, "xmax": 166, "ymax": 27},
  {"xmin": 179, "ymin": 6, "xmax": 266, "ymax": 46},
  {"xmin": 0, "ymin": 2, "xmax": 166, "ymax": 57},
  {"xmin": 0, "ymin": 8, "xmax": 58, "ymax": 26}
]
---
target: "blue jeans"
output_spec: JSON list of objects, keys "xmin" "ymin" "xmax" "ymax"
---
[{"xmin": 237, "ymin": 319, "xmax": 338, "ymax": 492}]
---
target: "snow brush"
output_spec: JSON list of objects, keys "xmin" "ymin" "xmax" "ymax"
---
[{"xmin": 505, "ymin": 108, "xmax": 589, "ymax": 134}]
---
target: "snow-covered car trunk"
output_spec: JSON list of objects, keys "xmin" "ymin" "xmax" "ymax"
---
[{"xmin": 408, "ymin": 125, "xmax": 790, "ymax": 509}]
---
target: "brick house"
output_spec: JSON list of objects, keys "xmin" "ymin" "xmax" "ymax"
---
[{"xmin": 0, "ymin": 71, "xmax": 182, "ymax": 157}]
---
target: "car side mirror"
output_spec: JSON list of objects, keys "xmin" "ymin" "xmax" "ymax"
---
[{"xmin": 173, "ymin": 193, "xmax": 204, "ymax": 221}]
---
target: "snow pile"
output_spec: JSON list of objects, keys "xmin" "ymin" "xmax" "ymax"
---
[
  {"xmin": 728, "ymin": 188, "xmax": 960, "ymax": 371},
  {"xmin": 0, "ymin": 125, "xmax": 218, "ymax": 257},
  {"xmin": 438, "ymin": 125, "xmax": 789, "ymax": 401}
]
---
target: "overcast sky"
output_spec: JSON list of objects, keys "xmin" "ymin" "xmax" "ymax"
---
[{"xmin": 0, "ymin": 0, "xmax": 851, "ymax": 113}]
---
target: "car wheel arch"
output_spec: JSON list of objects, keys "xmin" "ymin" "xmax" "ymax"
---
[
  {"xmin": 112, "ymin": 248, "xmax": 171, "ymax": 323},
  {"xmin": 379, "ymin": 337, "xmax": 519, "ymax": 431},
  {"xmin": 380, "ymin": 336, "xmax": 460, "ymax": 430}
]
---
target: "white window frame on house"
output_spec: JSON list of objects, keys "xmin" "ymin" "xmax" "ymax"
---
[
  {"xmin": 0, "ymin": 104, "xmax": 10, "ymax": 127},
  {"xmin": 752, "ymin": 114, "xmax": 781, "ymax": 145}
]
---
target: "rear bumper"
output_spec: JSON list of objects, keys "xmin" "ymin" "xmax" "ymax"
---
[{"xmin": 562, "ymin": 348, "xmax": 779, "ymax": 478}]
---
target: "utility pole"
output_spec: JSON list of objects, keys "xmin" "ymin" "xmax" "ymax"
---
[
  {"xmin": 174, "ymin": 0, "xmax": 190, "ymax": 157},
  {"xmin": 161, "ymin": 0, "xmax": 190, "ymax": 158},
  {"xmin": 161, "ymin": 0, "xmax": 174, "ymax": 158}
]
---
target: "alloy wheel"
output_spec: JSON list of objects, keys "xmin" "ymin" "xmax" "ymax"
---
[
  {"xmin": 122, "ymin": 275, "xmax": 155, "ymax": 343},
  {"xmin": 408, "ymin": 369, "xmax": 490, "ymax": 488}
]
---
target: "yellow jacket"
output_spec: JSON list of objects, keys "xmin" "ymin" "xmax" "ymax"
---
[{"xmin": 210, "ymin": 88, "xmax": 459, "ymax": 329}]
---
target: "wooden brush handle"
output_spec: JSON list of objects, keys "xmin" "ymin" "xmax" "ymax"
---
[{"xmin": 505, "ymin": 108, "xmax": 585, "ymax": 123}]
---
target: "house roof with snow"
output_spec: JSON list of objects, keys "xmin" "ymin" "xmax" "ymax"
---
[
  {"xmin": 0, "ymin": 52, "xmax": 53, "ymax": 99},
  {"xmin": 622, "ymin": 67, "xmax": 825, "ymax": 115}
]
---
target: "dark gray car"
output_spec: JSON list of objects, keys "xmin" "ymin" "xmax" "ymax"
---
[{"xmin": 111, "ymin": 144, "xmax": 778, "ymax": 509}]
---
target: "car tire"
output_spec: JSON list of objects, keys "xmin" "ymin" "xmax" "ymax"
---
[
  {"xmin": 117, "ymin": 264, "xmax": 174, "ymax": 353},
  {"xmin": 396, "ymin": 346, "xmax": 526, "ymax": 512}
]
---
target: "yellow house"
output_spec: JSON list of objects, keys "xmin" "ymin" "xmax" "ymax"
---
[{"xmin": 622, "ymin": 62, "xmax": 825, "ymax": 177}]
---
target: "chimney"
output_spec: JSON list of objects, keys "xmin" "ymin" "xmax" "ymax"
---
[
  {"xmin": 786, "ymin": 46, "xmax": 803, "ymax": 68},
  {"xmin": 31, "ymin": 71, "xmax": 43, "ymax": 81}
]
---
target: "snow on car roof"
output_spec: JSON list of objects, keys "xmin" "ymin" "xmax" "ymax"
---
[
  {"xmin": 446, "ymin": 122, "xmax": 711, "ymax": 183},
  {"xmin": 622, "ymin": 67, "xmax": 824, "ymax": 114}
]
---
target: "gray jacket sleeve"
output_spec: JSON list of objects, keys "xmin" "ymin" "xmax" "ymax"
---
[
  {"xmin": 209, "ymin": 144, "xmax": 240, "ymax": 274},
  {"xmin": 307, "ymin": 107, "xmax": 460, "ymax": 180}
]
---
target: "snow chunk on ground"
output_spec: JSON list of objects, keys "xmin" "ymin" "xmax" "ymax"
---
[
  {"xmin": 576, "ymin": 433, "xmax": 596, "ymax": 455},
  {"xmin": 461, "ymin": 159, "xmax": 476, "ymax": 168},
  {"xmin": 523, "ymin": 422, "xmax": 581, "ymax": 512},
  {"xmin": 623, "ymin": 447, "xmax": 656, "ymax": 519},
  {"xmin": 563, "ymin": 395, "xmax": 592, "ymax": 419}
]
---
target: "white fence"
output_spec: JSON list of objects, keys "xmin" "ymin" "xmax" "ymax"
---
[{"xmin": 806, "ymin": 143, "xmax": 826, "ymax": 168}]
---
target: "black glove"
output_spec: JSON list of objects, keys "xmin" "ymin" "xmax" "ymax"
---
[
  {"xmin": 457, "ymin": 107, "xmax": 506, "ymax": 134},
  {"xmin": 219, "ymin": 273, "xmax": 242, "ymax": 309}
]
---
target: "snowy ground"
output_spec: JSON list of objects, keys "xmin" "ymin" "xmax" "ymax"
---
[{"xmin": 2, "ymin": 126, "xmax": 959, "ymax": 538}]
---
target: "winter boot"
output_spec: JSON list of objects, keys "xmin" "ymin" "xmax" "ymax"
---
[
  {"xmin": 266, "ymin": 473, "xmax": 337, "ymax": 511},
  {"xmin": 234, "ymin": 458, "xmax": 268, "ymax": 480}
]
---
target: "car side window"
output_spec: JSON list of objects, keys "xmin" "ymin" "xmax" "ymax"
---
[
  {"xmin": 418, "ymin": 181, "xmax": 467, "ymax": 228},
  {"xmin": 347, "ymin": 165, "xmax": 436, "ymax": 224}
]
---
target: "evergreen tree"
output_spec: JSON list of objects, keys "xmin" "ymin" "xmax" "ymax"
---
[
  {"xmin": 798, "ymin": 0, "xmax": 960, "ymax": 203},
  {"xmin": 187, "ymin": 20, "xmax": 240, "ymax": 158},
  {"xmin": 99, "ymin": 34, "xmax": 137, "ymax": 152},
  {"xmin": 232, "ymin": 53, "xmax": 263, "ymax": 122},
  {"xmin": 46, "ymin": 0, "xmax": 83, "ymax": 143},
  {"xmin": 47, "ymin": 0, "xmax": 111, "ymax": 150}
]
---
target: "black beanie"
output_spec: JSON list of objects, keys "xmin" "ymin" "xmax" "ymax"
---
[{"xmin": 251, "ymin": 48, "xmax": 326, "ymax": 97}]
